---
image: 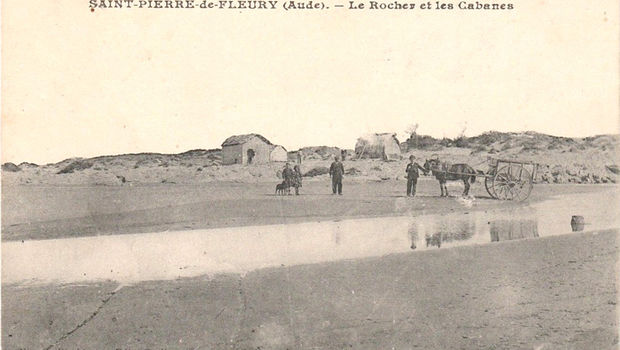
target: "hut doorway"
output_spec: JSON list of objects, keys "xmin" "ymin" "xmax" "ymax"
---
[{"xmin": 247, "ymin": 149, "xmax": 255, "ymax": 164}]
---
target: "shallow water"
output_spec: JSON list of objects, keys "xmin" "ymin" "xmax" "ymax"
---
[{"xmin": 2, "ymin": 188, "xmax": 618, "ymax": 285}]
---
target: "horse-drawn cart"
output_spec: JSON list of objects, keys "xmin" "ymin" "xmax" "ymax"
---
[
  {"xmin": 424, "ymin": 157, "xmax": 539, "ymax": 201},
  {"xmin": 483, "ymin": 158, "xmax": 539, "ymax": 201}
]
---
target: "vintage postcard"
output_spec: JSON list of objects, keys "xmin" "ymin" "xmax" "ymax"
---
[{"xmin": 1, "ymin": 0, "xmax": 619, "ymax": 348}]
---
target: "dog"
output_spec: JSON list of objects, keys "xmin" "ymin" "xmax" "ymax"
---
[{"xmin": 275, "ymin": 182, "xmax": 288, "ymax": 195}]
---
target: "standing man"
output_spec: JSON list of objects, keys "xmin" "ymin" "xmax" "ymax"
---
[
  {"xmin": 282, "ymin": 163, "xmax": 295, "ymax": 195},
  {"xmin": 405, "ymin": 155, "xmax": 426, "ymax": 197},
  {"xmin": 329, "ymin": 156, "xmax": 345, "ymax": 195}
]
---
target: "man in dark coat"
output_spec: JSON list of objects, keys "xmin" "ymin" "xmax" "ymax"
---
[
  {"xmin": 282, "ymin": 163, "xmax": 295, "ymax": 195},
  {"xmin": 406, "ymin": 155, "xmax": 426, "ymax": 197},
  {"xmin": 329, "ymin": 156, "xmax": 345, "ymax": 195}
]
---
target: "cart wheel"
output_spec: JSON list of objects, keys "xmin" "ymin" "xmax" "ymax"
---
[
  {"xmin": 492, "ymin": 165, "xmax": 533, "ymax": 201},
  {"xmin": 485, "ymin": 176, "xmax": 497, "ymax": 199}
]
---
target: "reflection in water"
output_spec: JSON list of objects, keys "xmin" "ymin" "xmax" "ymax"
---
[
  {"xmin": 332, "ymin": 230, "xmax": 341, "ymax": 245},
  {"xmin": 490, "ymin": 220, "xmax": 539, "ymax": 242},
  {"xmin": 409, "ymin": 212, "xmax": 539, "ymax": 249},
  {"xmin": 425, "ymin": 233, "xmax": 442, "ymax": 248},
  {"xmin": 408, "ymin": 223, "xmax": 418, "ymax": 250},
  {"xmin": 424, "ymin": 220, "xmax": 477, "ymax": 248},
  {"xmin": 3, "ymin": 189, "xmax": 618, "ymax": 285},
  {"xmin": 414, "ymin": 217, "xmax": 538, "ymax": 248}
]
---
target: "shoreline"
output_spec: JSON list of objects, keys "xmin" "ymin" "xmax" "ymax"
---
[{"xmin": 1, "ymin": 182, "xmax": 614, "ymax": 242}]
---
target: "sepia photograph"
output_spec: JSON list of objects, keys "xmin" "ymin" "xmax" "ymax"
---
[{"xmin": 1, "ymin": 0, "xmax": 619, "ymax": 348}]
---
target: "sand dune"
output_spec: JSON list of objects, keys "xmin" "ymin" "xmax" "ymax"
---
[{"xmin": 2, "ymin": 132, "xmax": 618, "ymax": 185}]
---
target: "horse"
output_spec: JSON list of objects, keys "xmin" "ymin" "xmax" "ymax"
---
[{"xmin": 423, "ymin": 158, "xmax": 479, "ymax": 197}]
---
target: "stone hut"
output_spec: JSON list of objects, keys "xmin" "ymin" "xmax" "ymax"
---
[{"xmin": 221, "ymin": 134, "xmax": 274, "ymax": 165}]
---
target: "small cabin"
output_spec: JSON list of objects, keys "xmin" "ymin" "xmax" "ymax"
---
[
  {"xmin": 221, "ymin": 134, "xmax": 287, "ymax": 165},
  {"xmin": 269, "ymin": 145, "xmax": 288, "ymax": 162}
]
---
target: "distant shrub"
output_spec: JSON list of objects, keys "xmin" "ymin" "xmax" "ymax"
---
[
  {"xmin": 417, "ymin": 135, "xmax": 439, "ymax": 149},
  {"xmin": 454, "ymin": 137, "xmax": 470, "ymax": 148},
  {"xmin": 134, "ymin": 159, "xmax": 154, "ymax": 168},
  {"xmin": 469, "ymin": 132, "xmax": 509, "ymax": 146},
  {"xmin": 1, "ymin": 162, "xmax": 20, "ymax": 172},
  {"xmin": 470, "ymin": 145, "xmax": 488, "ymax": 154},
  {"xmin": 406, "ymin": 135, "xmax": 443, "ymax": 150},
  {"xmin": 439, "ymin": 138, "xmax": 453, "ymax": 147},
  {"xmin": 298, "ymin": 146, "xmax": 341, "ymax": 160},
  {"xmin": 521, "ymin": 141, "xmax": 540, "ymax": 151},
  {"xmin": 57, "ymin": 160, "xmax": 94, "ymax": 174},
  {"xmin": 345, "ymin": 167, "xmax": 361, "ymax": 175},
  {"xmin": 303, "ymin": 166, "xmax": 329, "ymax": 177},
  {"xmin": 371, "ymin": 166, "xmax": 382, "ymax": 171}
]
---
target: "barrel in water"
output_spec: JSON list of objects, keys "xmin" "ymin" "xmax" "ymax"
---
[{"xmin": 571, "ymin": 215, "xmax": 585, "ymax": 232}]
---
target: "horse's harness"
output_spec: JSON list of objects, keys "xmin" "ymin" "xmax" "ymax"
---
[{"xmin": 428, "ymin": 158, "xmax": 450, "ymax": 175}]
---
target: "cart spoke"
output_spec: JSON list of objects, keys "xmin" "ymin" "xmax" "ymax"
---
[{"xmin": 489, "ymin": 161, "xmax": 535, "ymax": 201}]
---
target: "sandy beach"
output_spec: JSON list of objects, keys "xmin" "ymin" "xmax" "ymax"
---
[
  {"xmin": 1, "ymin": 180, "xmax": 614, "ymax": 242},
  {"xmin": 1, "ymin": 182, "xmax": 618, "ymax": 349},
  {"xmin": 2, "ymin": 229, "xmax": 617, "ymax": 349}
]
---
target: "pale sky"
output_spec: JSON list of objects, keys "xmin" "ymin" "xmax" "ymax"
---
[{"xmin": 2, "ymin": 0, "xmax": 619, "ymax": 164}]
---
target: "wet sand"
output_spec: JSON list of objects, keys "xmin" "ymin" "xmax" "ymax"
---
[
  {"xmin": 2, "ymin": 230, "xmax": 617, "ymax": 349},
  {"xmin": 1, "ymin": 180, "xmax": 613, "ymax": 241}
]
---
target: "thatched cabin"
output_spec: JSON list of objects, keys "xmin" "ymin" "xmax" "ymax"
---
[{"xmin": 355, "ymin": 133, "xmax": 401, "ymax": 161}]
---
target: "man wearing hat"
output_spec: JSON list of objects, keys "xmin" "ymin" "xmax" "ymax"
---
[
  {"xmin": 405, "ymin": 155, "xmax": 426, "ymax": 197},
  {"xmin": 329, "ymin": 156, "xmax": 345, "ymax": 195},
  {"xmin": 282, "ymin": 162, "xmax": 295, "ymax": 195}
]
